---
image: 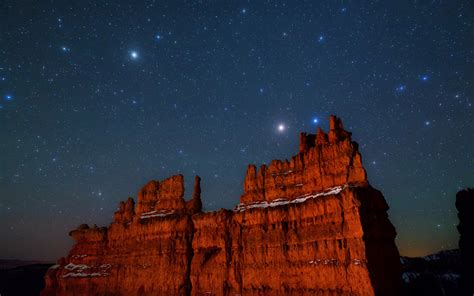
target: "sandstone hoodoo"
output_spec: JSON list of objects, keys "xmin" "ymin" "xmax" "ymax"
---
[{"xmin": 42, "ymin": 116, "xmax": 401, "ymax": 296}]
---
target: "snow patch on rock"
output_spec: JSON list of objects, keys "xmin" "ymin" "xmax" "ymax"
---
[{"xmin": 235, "ymin": 185, "xmax": 347, "ymax": 212}]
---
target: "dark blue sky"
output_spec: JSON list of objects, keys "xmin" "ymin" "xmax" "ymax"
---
[{"xmin": 0, "ymin": 1, "xmax": 473, "ymax": 260}]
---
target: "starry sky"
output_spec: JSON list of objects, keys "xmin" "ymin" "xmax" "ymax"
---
[{"xmin": 1, "ymin": 1, "xmax": 473, "ymax": 261}]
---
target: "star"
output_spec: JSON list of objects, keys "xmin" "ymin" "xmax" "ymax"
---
[
  {"xmin": 130, "ymin": 50, "xmax": 139, "ymax": 59},
  {"xmin": 395, "ymin": 84, "xmax": 406, "ymax": 92},
  {"xmin": 312, "ymin": 117, "xmax": 319, "ymax": 124},
  {"xmin": 425, "ymin": 121, "xmax": 431, "ymax": 126},
  {"xmin": 277, "ymin": 123, "xmax": 286, "ymax": 132},
  {"xmin": 4, "ymin": 94, "xmax": 13, "ymax": 101},
  {"xmin": 317, "ymin": 35, "xmax": 324, "ymax": 43},
  {"xmin": 241, "ymin": 8, "xmax": 247, "ymax": 14},
  {"xmin": 61, "ymin": 46, "xmax": 70, "ymax": 52},
  {"xmin": 156, "ymin": 34, "xmax": 162, "ymax": 40},
  {"xmin": 420, "ymin": 75, "xmax": 429, "ymax": 81}
]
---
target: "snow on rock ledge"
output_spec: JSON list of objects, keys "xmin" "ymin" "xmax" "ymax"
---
[
  {"xmin": 62, "ymin": 263, "xmax": 112, "ymax": 278},
  {"xmin": 235, "ymin": 185, "xmax": 347, "ymax": 212},
  {"xmin": 140, "ymin": 209, "xmax": 175, "ymax": 219}
]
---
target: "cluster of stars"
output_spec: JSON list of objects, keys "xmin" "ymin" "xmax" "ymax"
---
[
  {"xmin": 0, "ymin": 0, "xmax": 471, "ymax": 261},
  {"xmin": 395, "ymin": 74, "xmax": 430, "ymax": 93}
]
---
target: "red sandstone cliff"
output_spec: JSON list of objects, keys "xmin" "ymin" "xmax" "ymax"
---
[{"xmin": 42, "ymin": 115, "xmax": 401, "ymax": 296}]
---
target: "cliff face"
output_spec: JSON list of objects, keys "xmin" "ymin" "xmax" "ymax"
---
[{"xmin": 42, "ymin": 116, "xmax": 401, "ymax": 296}]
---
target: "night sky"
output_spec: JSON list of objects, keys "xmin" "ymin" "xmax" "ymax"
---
[{"xmin": 1, "ymin": 1, "xmax": 473, "ymax": 261}]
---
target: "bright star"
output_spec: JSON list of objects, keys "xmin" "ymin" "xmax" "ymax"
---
[
  {"xmin": 425, "ymin": 121, "xmax": 431, "ymax": 126},
  {"xmin": 318, "ymin": 35, "xmax": 324, "ymax": 43},
  {"xmin": 277, "ymin": 124, "xmax": 286, "ymax": 132},
  {"xmin": 130, "ymin": 51, "xmax": 138, "ymax": 59},
  {"xmin": 241, "ymin": 8, "xmax": 247, "ymax": 14},
  {"xmin": 4, "ymin": 94, "xmax": 13, "ymax": 101},
  {"xmin": 156, "ymin": 34, "xmax": 162, "ymax": 40},
  {"xmin": 61, "ymin": 46, "xmax": 70, "ymax": 52},
  {"xmin": 420, "ymin": 75, "xmax": 429, "ymax": 81},
  {"xmin": 312, "ymin": 118, "xmax": 319, "ymax": 124}
]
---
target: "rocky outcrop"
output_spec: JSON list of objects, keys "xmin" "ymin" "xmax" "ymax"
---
[
  {"xmin": 42, "ymin": 115, "xmax": 401, "ymax": 296},
  {"xmin": 241, "ymin": 116, "xmax": 366, "ymax": 205},
  {"xmin": 456, "ymin": 188, "xmax": 474, "ymax": 295},
  {"xmin": 43, "ymin": 174, "xmax": 196, "ymax": 296}
]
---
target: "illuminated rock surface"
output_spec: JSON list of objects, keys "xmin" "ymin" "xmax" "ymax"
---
[{"xmin": 42, "ymin": 116, "xmax": 401, "ymax": 296}]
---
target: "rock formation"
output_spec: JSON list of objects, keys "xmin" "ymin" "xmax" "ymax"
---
[
  {"xmin": 456, "ymin": 188, "xmax": 474, "ymax": 295},
  {"xmin": 42, "ymin": 115, "xmax": 401, "ymax": 296}
]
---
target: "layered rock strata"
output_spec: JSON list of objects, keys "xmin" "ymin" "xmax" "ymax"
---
[{"xmin": 42, "ymin": 116, "xmax": 401, "ymax": 296}]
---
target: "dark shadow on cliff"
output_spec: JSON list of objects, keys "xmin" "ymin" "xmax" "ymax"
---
[{"xmin": 357, "ymin": 186, "xmax": 402, "ymax": 296}]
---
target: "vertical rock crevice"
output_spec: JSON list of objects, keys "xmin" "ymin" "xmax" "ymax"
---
[{"xmin": 184, "ymin": 215, "xmax": 194, "ymax": 296}]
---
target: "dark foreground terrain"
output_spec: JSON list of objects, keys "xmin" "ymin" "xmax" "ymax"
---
[
  {"xmin": 401, "ymin": 249, "xmax": 462, "ymax": 296},
  {"xmin": 0, "ymin": 261, "xmax": 52, "ymax": 296}
]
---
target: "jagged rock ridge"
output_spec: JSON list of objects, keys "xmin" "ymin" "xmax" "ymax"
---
[{"xmin": 42, "ymin": 116, "xmax": 401, "ymax": 296}]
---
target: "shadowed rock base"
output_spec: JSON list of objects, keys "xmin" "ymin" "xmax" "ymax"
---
[{"xmin": 42, "ymin": 116, "xmax": 401, "ymax": 296}]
